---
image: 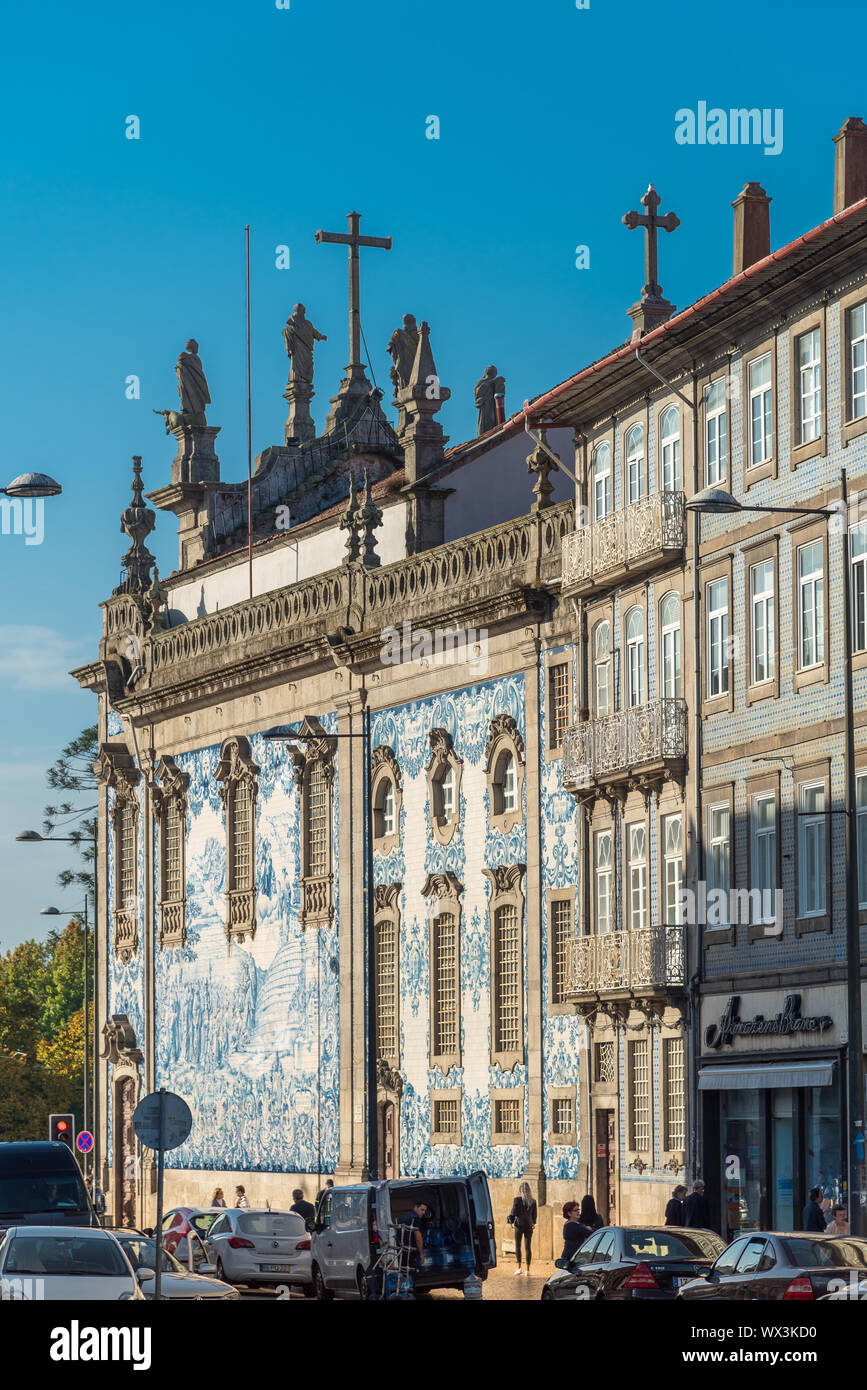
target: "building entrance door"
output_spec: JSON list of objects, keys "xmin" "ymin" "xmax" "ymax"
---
[
  {"xmin": 116, "ymin": 1076, "xmax": 137, "ymax": 1228},
  {"xmin": 595, "ymin": 1109, "xmax": 616, "ymax": 1224},
  {"xmin": 378, "ymin": 1101, "xmax": 397, "ymax": 1179}
]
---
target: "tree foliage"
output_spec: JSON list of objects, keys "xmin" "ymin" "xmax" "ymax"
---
[{"xmin": 42, "ymin": 724, "xmax": 98, "ymax": 894}]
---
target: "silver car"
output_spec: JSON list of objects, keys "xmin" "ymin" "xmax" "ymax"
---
[
  {"xmin": 204, "ymin": 1209, "xmax": 313, "ymax": 1293},
  {"xmin": 111, "ymin": 1231, "xmax": 240, "ymax": 1301}
]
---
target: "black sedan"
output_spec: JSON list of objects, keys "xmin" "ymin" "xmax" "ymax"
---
[
  {"xmin": 541, "ymin": 1226, "xmax": 726, "ymax": 1301},
  {"xmin": 677, "ymin": 1231, "xmax": 867, "ymax": 1300}
]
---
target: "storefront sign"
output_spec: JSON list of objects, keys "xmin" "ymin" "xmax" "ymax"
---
[{"xmin": 705, "ymin": 994, "xmax": 833, "ymax": 1051}]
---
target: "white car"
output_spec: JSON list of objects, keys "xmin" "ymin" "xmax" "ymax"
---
[
  {"xmin": 204, "ymin": 1209, "xmax": 313, "ymax": 1293},
  {"xmin": 0, "ymin": 1225, "xmax": 146, "ymax": 1301},
  {"xmin": 111, "ymin": 1231, "xmax": 240, "ymax": 1301}
]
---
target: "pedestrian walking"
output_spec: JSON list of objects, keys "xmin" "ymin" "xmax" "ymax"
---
[
  {"xmin": 508, "ymin": 1181, "xmax": 537, "ymax": 1276},
  {"xmin": 682, "ymin": 1180, "xmax": 710, "ymax": 1228},
  {"xmin": 827, "ymin": 1205, "xmax": 851, "ymax": 1235},
  {"xmin": 560, "ymin": 1202, "xmax": 592, "ymax": 1263},
  {"xmin": 210, "ymin": 1187, "xmax": 227, "ymax": 1208},
  {"xmin": 665, "ymin": 1184, "xmax": 687, "ymax": 1226},
  {"xmin": 316, "ymin": 1177, "xmax": 334, "ymax": 1205},
  {"xmin": 802, "ymin": 1186, "xmax": 827, "ymax": 1232},
  {"xmin": 235, "ymin": 1185, "xmax": 250, "ymax": 1209},
  {"xmin": 290, "ymin": 1187, "xmax": 316, "ymax": 1227},
  {"xmin": 578, "ymin": 1194, "xmax": 604, "ymax": 1231}
]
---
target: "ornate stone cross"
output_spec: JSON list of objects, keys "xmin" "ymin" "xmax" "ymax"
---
[
  {"xmin": 315, "ymin": 212, "xmax": 392, "ymax": 370},
  {"xmin": 622, "ymin": 185, "xmax": 679, "ymax": 298}
]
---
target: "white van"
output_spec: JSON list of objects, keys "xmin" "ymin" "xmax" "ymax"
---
[{"xmin": 310, "ymin": 1173, "xmax": 496, "ymax": 1299}]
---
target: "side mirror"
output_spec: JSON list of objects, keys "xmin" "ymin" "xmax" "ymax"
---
[
  {"xmin": 554, "ymin": 1258, "xmax": 567, "ymax": 1270},
  {"xmin": 95, "ymin": 1193, "xmax": 107, "ymax": 1215},
  {"xmin": 136, "ymin": 1267, "xmax": 155, "ymax": 1284},
  {"xmin": 198, "ymin": 1262, "xmax": 218, "ymax": 1277}
]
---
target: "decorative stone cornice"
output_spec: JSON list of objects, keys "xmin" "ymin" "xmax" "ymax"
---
[
  {"xmin": 214, "ymin": 735, "xmax": 260, "ymax": 806},
  {"xmin": 372, "ymin": 744, "xmax": 402, "ymax": 790},
  {"xmin": 287, "ymin": 716, "xmax": 337, "ymax": 788},
  {"xmin": 482, "ymin": 863, "xmax": 527, "ymax": 897},
  {"xmin": 373, "ymin": 881, "xmax": 401, "ymax": 913},
  {"xmin": 421, "ymin": 870, "xmax": 463, "ymax": 902},
  {"xmin": 100, "ymin": 1013, "xmax": 142, "ymax": 1066},
  {"xmin": 153, "ymin": 754, "xmax": 190, "ymax": 814},
  {"xmin": 484, "ymin": 713, "xmax": 525, "ymax": 768},
  {"xmin": 93, "ymin": 743, "xmax": 140, "ymax": 799}
]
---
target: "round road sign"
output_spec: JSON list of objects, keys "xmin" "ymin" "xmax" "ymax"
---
[
  {"xmin": 76, "ymin": 1130, "xmax": 93, "ymax": 1154},
  {"xmin": 133, "ymin": 1091, "xmax": 192, "ymax": 1152}
]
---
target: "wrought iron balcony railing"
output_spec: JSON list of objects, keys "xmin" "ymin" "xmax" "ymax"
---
[
  {"xmin": 567, "ymin": 924, "xmax": 686, "ymax": 998},
  {"xmin": 562, "ymin": 698, "xmax": 687, "ymax": 790},
  {"xmin": 561, "ymin": 491, "xmax": 686, "ymax": 595}
]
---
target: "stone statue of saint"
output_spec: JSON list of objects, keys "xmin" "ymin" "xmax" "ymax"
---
[
  {"xmin": 474, "ymin": 364, "xmax": 502, "ymax": 435},
  {"xmin": 176, "ymin": 339, "xmax": 211, "ymax": 425},
  {"xmin": 283, "ymin": 303, "xmax": 327, "ymax": 387},
  {"xmin": 387, "ymin": 313, "xmax": 420, "ymax": 393}
]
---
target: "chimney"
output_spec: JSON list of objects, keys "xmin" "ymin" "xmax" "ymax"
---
[
  {"xmin": 732, "ymin": 183, "xmax": 771, "ymax": 274},
  {"xmin": 834, "ymin": 116, "xmax": 867, "ymax": 212}
]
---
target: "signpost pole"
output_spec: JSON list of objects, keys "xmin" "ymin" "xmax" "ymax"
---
[{"xmin": 154, "ymin": 1088, "xmax": 166, "ymax": 1302}]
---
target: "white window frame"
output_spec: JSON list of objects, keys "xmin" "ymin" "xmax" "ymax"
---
[
  {"xmin": 594, "ymin": 620, "xmax": 611, "ymax": 717},
  {"xmin": 750, "ymin": 792, "xmax": 777, "ymax": 923},
  {"xmin": 706, "ymin": 578, "xmax": 729, "ymax": 698},
  {"xmin": 706, "ymin": 802, "xmax": 731, "ymax": 930},
  {"xmin": 592, "ymin": 442, "xmax": 612, "ymax": 520},
  {"xmin": 798, "ymin": 328, "xmax": 822, "ymax": 444},
  {"xmin": 660, "ymin": 406, "xmax": 681, "ymax": 493},
  {"xmin": 749, "ymin": 558, "xmax": 775, "ymax": 685},
  {"xmin": 857, "ymin": 772, "xmax": 867, "ymax": 910},
  {"xmin": 851, "ymin": 523, "xmax": 867, "ymax": 654},
  {"xmin": 849, "ymin": 302, "xmax": 867, "ymax": 422},
  {"xmin": 797, "ymin": 540, "xmax": 824, "ymax": 671},
  {"xmin": 626, "ymin": 424, "xmax": 645, "ymax": 503},
  {"xmin": 662, "ymin": 812, "xmax": 683, "ymax": 926},
  {"xmin": 704, "ymin": 378, "xmax": 728, "ymax": 486},
  {"xmin": 595, "ymin": 829, "xmax": 613, "ymax": 934},
  {"xmin": 798, "ymin": 781, "xmax": 826, "ymax": 919},
  {"xmin": 625, "ymin": 606, "xmax": 645, "ymax": 708},
  {"xmin": 748, "ymin": 353, "xmax": 773, "ymax": 466},
  {"xmin": 660, "ymin": 591, "xmax": 681, "ymax": 700},
  {"xmin": 626, "ymin": 821, "xmax": 647, "ymax": 932}
]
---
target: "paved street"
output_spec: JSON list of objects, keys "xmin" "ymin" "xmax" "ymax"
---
[{"xmin": 238, "ymin": 1260, "xmax": 556, "ymax": 1301}]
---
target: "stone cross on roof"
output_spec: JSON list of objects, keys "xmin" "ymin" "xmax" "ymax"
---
[
  {"xmin": 622, "ymin": 184, "xmax": 680, "ymax": 334},
  {"xmin": 315, "ymin": 211, "xmax": 393, "ymax": 436}
]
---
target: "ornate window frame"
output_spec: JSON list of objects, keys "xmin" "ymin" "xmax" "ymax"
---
[
  {"xmin": 153, "ymin": 756, "xmax": 189, "ymax": 950},
  {"xmin": 94, "ymin": 744, "xmax": 140, "ymax": 966},
  {"xmin": 484, "ymin": 864, "xmax": 526, "ymax": 1071},
  {"xmin": 549, "ymin": 1084, "xmax": 578, "ymax": 1147},
  {"xmin": 374, "ymin": 881, "xmax": 401, "ymax": 1070},
  {"xmin": 288, "ymin": 716, "xmax": 337, "ymax": 931},
  {"xmin": 485, "ymin": 714, "xmax": 525, "ymax": 834},
  {"xmin": 426, "ymin": 729, "xmax": 463, "ymax": 846},
  {"xmin": 371, "ymin": 745, "xmax": 402, "ymax": 857},
  {"xmin": 430, "ymin": 1088, "xmax": 463, "ymax": 1146},
  {"xmin": 422, "ymin": 871, "xmax": 463, "ymax": 1072},
  {"xmin": 215, "ymin": 735, "xmax": 259, "ymax": 945},
  {"xmin": 491, "ymin": 1087, "xmax": 525, "ymax": 1145}
]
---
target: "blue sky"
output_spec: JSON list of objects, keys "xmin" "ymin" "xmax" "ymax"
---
[{"xmin": 0, "ymin": 0, "xmax": 862, "ymax": 944}]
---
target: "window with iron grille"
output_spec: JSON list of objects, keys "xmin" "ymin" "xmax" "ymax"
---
[
  {"xmin": 629, "ymin": 1039, "xmax": 650, "ymax": 1151},
  {"xmin": 432, "ymin": 912, "xmax": 458, "ymax": 1058},
  {"xmin": 376, "ymin": 916, "xmax": 397, "ymax": 1062},
  {"xmin": 548, "ymin": 662, "xmax": 569, "ymax": 750},
  {"xmin": 595, "ymin": 1041, "xmax": 615, "ymax": 1085},
  {"xmin": 550, "ymin": 897, "xmax": 572, "ymax": 1005},
  {"xmin": 552, "ymin": 1096, "xmax": 574, "ymax": 1136},
  {"xmin": 664, "ymin": 1036, "xmax": 685, "ymax": 1151},
  {"xmin": 119, "ymin": 800, "xmax": 136, "ymax": 911},
  {"xmin": 306, "ymin": 761, "xmax": 329, "ymax": 878},
  {"xmin": 494, "ymin": 1097, "xmax": 522, "ymax": 1136},
  {"xmin": 230, "ymin": 779, "xmax": 252, "ymax": 891},
  {"xmin": 162, "ymin": 796, "xmax": 183, "ymax": 902},
  {"xmin": 433, "ymin": 1097, "xmax": 459, "ymax": 1134},
  {"xmin": 493, "ymin": 903, "xmax": 522, "ymax": 1056}
]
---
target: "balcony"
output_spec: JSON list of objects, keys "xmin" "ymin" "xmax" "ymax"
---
[
  {"xmin": 562, "ymin": 698, "xmax": 687, "ymax": 793},
  {"xmin": 561, "ymin": 491, "xmax": 686, "ymax": 597},
  {"xmin": 567, "ymin": 924, "xmax": 686, "ymax": 1004}
]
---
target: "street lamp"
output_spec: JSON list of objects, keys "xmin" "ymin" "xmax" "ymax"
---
[
  {"xmin": 2, "ymin": 472, "xmax": 62, "ymax": 498},
  {"xmin": 17, "ymin": 828, "xmax": 99, "ymax": 1187},
  {"xmin": 40, "ymin": 901, "xmax": 91, "ymax": 1178},
  {"xmin": 687, "ymin": 471, "xmax": 863, "ymax": 1236}
]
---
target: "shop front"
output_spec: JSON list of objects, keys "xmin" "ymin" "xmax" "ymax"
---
[{"xmin": 699, "ymin": 986, "xmax": 846, "ymax": 1239}]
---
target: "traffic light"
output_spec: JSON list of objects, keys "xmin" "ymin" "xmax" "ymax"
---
[{"xmin": 49, "ymin": 1114, "xmax": 74, "ymax": 1149}]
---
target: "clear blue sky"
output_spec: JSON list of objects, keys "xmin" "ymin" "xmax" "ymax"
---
[{"xmin": 0, "ymin": 0, "xmax": 861, "ymax": 944}]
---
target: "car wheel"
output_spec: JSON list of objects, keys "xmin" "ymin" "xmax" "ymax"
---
[
  {"xmin": 216, "ymin": 1258, "xmax": 230, "ymax": 1284},
  {"xmin": 301, "ymin": 1282, "xmax": 315, "ymax": 1299},
  {"xmin": 312, "ymin": 1263, "xmax": 334, "ymax": 1301},
  {"xmin": 356, "ymin": 1266, "xmax": 374, "ymax": 1300}
]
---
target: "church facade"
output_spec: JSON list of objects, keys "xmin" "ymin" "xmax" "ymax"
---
[{"xmin": 78, "ymin": 120, "xmax": 867, "ymax": 1249}]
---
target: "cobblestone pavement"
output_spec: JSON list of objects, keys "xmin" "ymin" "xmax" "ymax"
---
[{"xmin": 428, "ymin": 1260, "xmax": 556, "ymax": 1300}]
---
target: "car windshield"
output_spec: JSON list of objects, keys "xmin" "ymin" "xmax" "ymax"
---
[
  {"xmin": 116, "ymin": 1237, "xmax": 179, "ymax": 1274},
  {"xmin": 782, "ymin": 1237, "xmax": 867, "ymax": 1269},
  {"xmin": 5, "ymin": 1235, "xmax": 129, "ymax": 1277},
  {"xmin": 0, "ymin": 1174, "xmax": 89, "ymax": 1215},
  {"xmin": 190, "ymin": 1213, "xmax": 221, "ymax": 1237},
  {"xmin": 238, "ymin": 1213, "xmax": 304, "ymax": 1237},
  {"xmin": 623, "ymin": 1230, "xmax": 725, "ymax": 1260}
]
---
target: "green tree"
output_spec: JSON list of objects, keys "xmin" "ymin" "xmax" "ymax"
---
[
  {"xmin": 38, "ymin": 921, "xmax": 85, "ymax": 1041},
  {"xmin": 0, "ymin": 938, "xmax": 48, "ymax": 1057},
  {"xmin": 43, "ymin": 724, "xmax": 98, "ymax": 895}
]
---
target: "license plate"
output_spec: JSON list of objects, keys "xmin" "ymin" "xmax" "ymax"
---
[
  {"xmin": 260, "ymin": 1263, "xmax": 291, "ymax": 1273},
  {"xmin": 672, "ymin": 1277, "xmax": 681, "ymax": 1288}
]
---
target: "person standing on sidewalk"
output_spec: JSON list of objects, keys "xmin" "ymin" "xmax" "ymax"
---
[
  {"xmin": 508, "ymin": 1182, "xmax": 537, "ymax": 1276},
  {"xmin": 234, "ymin": 1185, "xmax": 250, "ymax": 1209},
  {"xmin": 665, "ymin": 1184, "xmax": 687, "ymax": 1226},
  {"xmin": 682, "ymin": 1180, "xmax": 710, "ymax": 1228}
]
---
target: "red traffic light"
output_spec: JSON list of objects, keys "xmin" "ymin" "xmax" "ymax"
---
[
  {"xmin": 49, "ymin": 1114, "xmax": 75, "ymax": 1147},
  {"xmin": 57, "ymin": 1121, "xmax": 68, "ymax": 1132}
]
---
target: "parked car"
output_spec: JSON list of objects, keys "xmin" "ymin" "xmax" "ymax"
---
[
  {"xmin": 678, "ymin": 1231, "xmax": 867, "ymax": 1300},
  {"xmin": 0, "ymin": 1142, "xmax": 97, "ymax": 1233},
  {"xmin": 310, "ymin": 1173, "xmax": 496, "ymax": 1300},
  {"xmin": 0, "ymin": 1224, "xmax": 145, "ymax": 1300},
  {"xmin": 203, "ymin": 1209, "xmax": 313, "ymax": 1293},
  {"xmin": 159, "ymin": 1206, "xmax": 226, "ymax": 1262},
  {"xmin": 110, "ymin": 1229, "xmax": 239, "ymax": 1300},
  {"xmin": 541, "ymin": 1226, "xmax": 726, "ymax": 1301}
]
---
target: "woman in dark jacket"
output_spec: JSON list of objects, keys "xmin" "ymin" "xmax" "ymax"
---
[
  {"xmin": 578, "ymin": 1194, "xmax": 604, "ymax": 1231},
  {"xmin": 560, "ymin": 1202, "xmax": 592, "ymax": 1262},
  {"xmin": 665, "ymin": 1184, "xmax": 687, "ymax": 1226},
  {"xmin": 508, "ymin": 1182, "xmax": 537, "ymax": 1275}
]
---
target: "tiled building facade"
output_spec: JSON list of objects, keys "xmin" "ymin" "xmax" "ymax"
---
[{"xmin": 79, "ymin": 117, "xmax": 867, "ymax": 1249}]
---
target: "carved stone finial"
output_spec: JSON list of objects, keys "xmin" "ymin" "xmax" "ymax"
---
[
  {"xmin": 118, "ymin": 456, "xmax": 157, "ymax": 596},
  {"xmin": 339, "ymin": 470, "xmax": 362, "ymax": 564},
  {"xmin": 357, "ymin": 468, "xmax": 383, "ymax": 570},
  {"xmin": 527, "ymin": 429, "xmax": 560, "ymax": 513}
]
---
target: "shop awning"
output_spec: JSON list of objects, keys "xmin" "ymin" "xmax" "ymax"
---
[{"xmin": 698, "ymin": 1060, "xmax": 836, "ymax": 1091}]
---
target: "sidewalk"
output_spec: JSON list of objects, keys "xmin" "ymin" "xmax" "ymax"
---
[{"xmin": 429, "ymin": 1259, "xmax": 557, "ymax": 1300}]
